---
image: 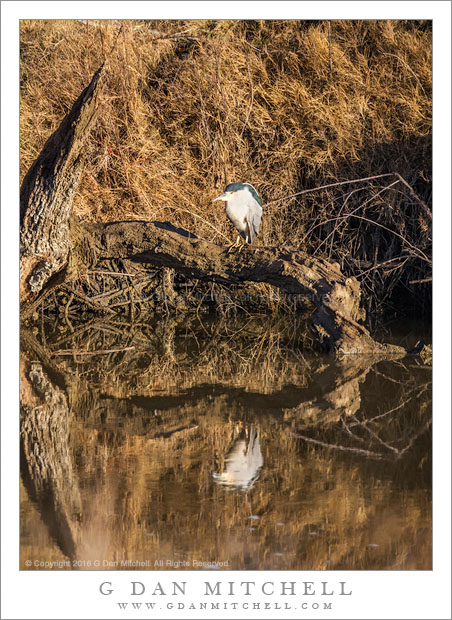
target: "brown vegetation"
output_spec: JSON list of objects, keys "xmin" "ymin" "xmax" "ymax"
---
[
  {"xmin": 19, "ymin": 68, "xmax": 408, "ymax": 358},
  {"xmin": 19, "ymin": 20, "xmax": 432, "ymax": 571},
  {"xmin": 20, "ymin": 19, "xmax": 432, "ymax": 318}
]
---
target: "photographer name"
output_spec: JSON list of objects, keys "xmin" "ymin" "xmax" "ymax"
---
[{"xmin": 99, "ymin": 580, "xmax": 352, "ymax": 597}]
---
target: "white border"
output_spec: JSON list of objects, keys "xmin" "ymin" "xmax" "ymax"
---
[{"xmin": 2, "ymin": 2, "xmax": 450, "ymax": 619}]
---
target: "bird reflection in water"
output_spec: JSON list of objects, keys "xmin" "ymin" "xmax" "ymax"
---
[{"xmin": 213, "ymin": 425, "xmax": 263, "ymax": 491}]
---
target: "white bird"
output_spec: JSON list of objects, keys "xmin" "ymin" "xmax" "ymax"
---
[{"xmin": 213, "ymin": 182, "xmax": 263, "ymax": 251}]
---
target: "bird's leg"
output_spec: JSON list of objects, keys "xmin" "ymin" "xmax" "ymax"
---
[
  {"xmin": 237, "ymin": 237, "xmax": 247, "ymax": 254},
  {"xmin": 227, "ymin": 235, "xmax": 242, "ymax": 253}
]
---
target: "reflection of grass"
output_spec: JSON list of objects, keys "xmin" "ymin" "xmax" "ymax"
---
[
  {"xmin": 21, "ymin": 420, "xmax": 432, "ymax": 570},
  {"xmin": 20, "ymin": 20, "xmax": 431, "ymax": 316},
  {"xmin": 40, "ymin": 315, "xmax": 315, "ymax": 395},
  {"xmin": 20, "ymin": 322, "xmax": 431, "ymax": 570}
]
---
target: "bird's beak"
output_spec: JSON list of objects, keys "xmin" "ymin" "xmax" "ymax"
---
[{"xmin": 212, "ymin": 192, "xmax": 228, "ymax": 202}]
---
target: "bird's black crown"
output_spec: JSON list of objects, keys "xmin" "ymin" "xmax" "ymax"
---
[{"xmin": 224, "ymin": 182, "xmax": 262, "ymax": 207}]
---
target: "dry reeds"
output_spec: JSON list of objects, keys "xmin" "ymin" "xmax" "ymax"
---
[{"xmin": 20, "ymin": 19, "xmax": 432, "ymax": 318}]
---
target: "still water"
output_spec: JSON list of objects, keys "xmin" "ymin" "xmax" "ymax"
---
[{"xmin": 20, "ymin": 315, "xmax": 432, "ymax": 570}]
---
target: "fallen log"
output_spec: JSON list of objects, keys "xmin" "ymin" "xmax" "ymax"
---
[
  {"xmin": 19, "ymin": 64, "xmax": 405, "ymax": 356},
  {"xmin": 68, "ymin": 219, "xmax": 405, "ymax": 356}
]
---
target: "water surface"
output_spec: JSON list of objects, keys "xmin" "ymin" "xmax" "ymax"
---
[{"xmin": 20, "ymin": 315, "xmax": 431, "ymax": 570}]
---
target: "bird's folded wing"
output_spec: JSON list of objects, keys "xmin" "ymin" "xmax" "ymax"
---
[{"xmin": 246, "ymin": 210, "xmax": 262, "ymax": 243}]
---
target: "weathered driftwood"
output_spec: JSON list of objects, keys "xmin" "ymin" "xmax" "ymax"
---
[
  {"xmin": 69, "ymin": 220, "xmax": 405, "ymax": 356},
  {"xmin": 20, "ymin": 65, "xmax": 104, "ymax": 305},
  {"xmin": 19, "ymin": 64, "xmax": 405, "ymax": 356}
]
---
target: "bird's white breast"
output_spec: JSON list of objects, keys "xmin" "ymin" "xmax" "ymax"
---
[{"xmin": 225, "ymin": 201, "xmax": 249, "ymax": 234}]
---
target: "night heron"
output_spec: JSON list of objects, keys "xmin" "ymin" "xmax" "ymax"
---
[{"xmin": 213, "ymin": 182, "xmax": 263, "ymax": 251}]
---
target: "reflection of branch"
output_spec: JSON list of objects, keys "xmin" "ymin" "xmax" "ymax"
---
[
  {"xmin": 372, "ymin": 367, "xmax": 406, "ymax": 385},
  {"xmin": 49, "ymin": 317, "xmax": 101, "ymax": 348},
  {"xmin": 291, "ymin": 411, "xmax": 431, "ymax": 461},
  {"xmin": 341, "ymin": 416, "xmax": 367, "ymax": 443},
  {"xmin": 397, "ymin": 419, "xmax": 432, "ymax": 457},
  {"xmin": 349, "ymin": 383, "xmax": 430, "ymax": 426},
  {"xmin": 289, "ymin": 430, "xmax": 387, "ymax": 460},
  {"xmin": 350, "ymin": 414, "xmax": 399, "ymax": 454}
]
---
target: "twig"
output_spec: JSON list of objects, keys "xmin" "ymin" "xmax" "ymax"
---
[
  {"xmin": 61, "ymin": 285, "xmax": 116, "ymax": 314},
  {"xmin": 240, "ymin": 57, "xmax": 254, "ymax": 138},
  {"xmin": 91, "ymin": 279, "xmax": 149, "ymax": 302},
  {"xmin": 356, "ymin": 256, "xmax": 409, "ymax": 278},
  {"xmin": 87, "ymin": 270, "xmax": 139, "ymax": 278},
  {"xmin": 328, "ymin": 21, "xmax": 333, "ymax": 78},
  {"xmin": 166, "ymin": 205, "xmax": 233, "ymax": 243},
  {"xmin": 409, "ymin": 277, "xmax": 432, "ymax": 284},
  {"xmin": 41, "ymin": 300, "xmax": 46, "ymax": 347},
  {"xmin": 263, "ymin": 173, "xmax": 396, "ymax": 207},
  {"xmin": 309, "ymin": 180, "xmax": 401, "ymax": 255},
  {"xmin": 64, "ymin": 292, "xmax": 74, "ymax": 324},
  {"xmin": 21, "ymin": 284, "xmax": 58, "ymax": 320},
  {"xmin": 348, "ymin": 215, "xmax": 431, "ymax": 264},
  {"xmin": 297, "ymin": 177, "xmax": 430, "ymax": 264},
  {"xmin": 51, "ymin": 346, "xmax": 135, "ymax": 356},
  {"xmin": 303, "ymin": 209, "xmax": 430, "ymax": 264},
  {"xmin": 264, "ymin": 173, "xmax": 432, "ymax": 223},
  {"xmin": 393, "ymin": 172, "xmax": 432, "ymax": 219},
  {"xmin": 382, "ymin": 53, "xmax": 427, "ymax": 98}
]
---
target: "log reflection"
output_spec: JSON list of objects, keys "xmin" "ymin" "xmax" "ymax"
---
[
  {"xmin": 20, "ymin": 356, "xmax": 81, "ymax": 562},
  {"xmin": 20, "ymin": 316, "xmax": 432, "ymax": 570}
]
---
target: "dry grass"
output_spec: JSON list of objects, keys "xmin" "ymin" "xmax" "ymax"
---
[{"xmin": 20, "ymin": 19, "xmax": 432, "ymax": 316}]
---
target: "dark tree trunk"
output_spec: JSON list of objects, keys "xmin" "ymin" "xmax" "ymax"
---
[{"xmin": 20, "ymin": 65, "xmax": 104, "ymax": 305}]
